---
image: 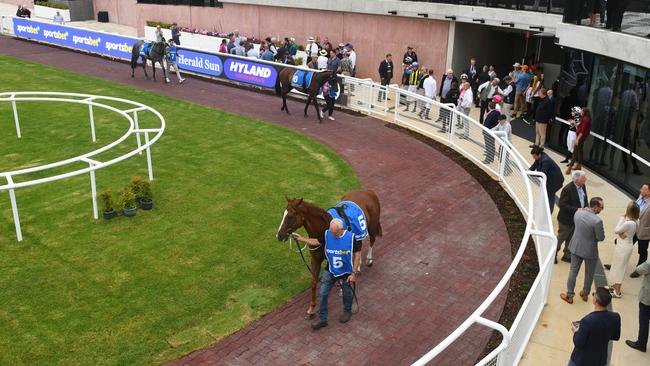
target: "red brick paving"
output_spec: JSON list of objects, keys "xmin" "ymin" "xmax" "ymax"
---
[{"xmin": 1, "ymin": 37, "xmax": 511, "ymax": 365}]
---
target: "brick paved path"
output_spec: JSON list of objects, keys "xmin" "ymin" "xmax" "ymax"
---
[{"xmin": 1, "ymin": 37, "xmax": 511, "ymax": 365}]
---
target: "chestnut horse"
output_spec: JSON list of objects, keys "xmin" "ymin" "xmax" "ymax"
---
[
  {"xmin": 274, "ymin": 68, "xmax": 338, "ymax": 123},
  {"xmin": 276, "ymin": 190, "xmax": 382, "ymax": 318}
]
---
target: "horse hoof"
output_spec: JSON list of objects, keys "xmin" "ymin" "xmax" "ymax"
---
[
  {"xmin": 367, "ymin": 260, "xmax": 374, "ymax": 267},
  {"xmin": 304, "ymin": 313, "xmax": 315, "ymax": 320}
]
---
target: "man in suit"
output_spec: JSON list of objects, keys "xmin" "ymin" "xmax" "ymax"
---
[
  {"xmin": 631, "ymin": 183, "xmax": 650, "ymax": 277},
  {"xmin": 556, "ymin": 171, "xmax": 589, "ymax": 263},
  {"xmin": 482, "ymin": 102, "xmax": 500, "ymax": 164},
  {"xmin": 378, "ymin": 54, "xmax": 393, "ymax": 102},
  {"xmin": 464, "ymin": 57, "xmax": 479, "ymax": 106},
  {"xmin": 569, "ymin": 287, "xmax": 621, "ymax": 365},
  {"xmin": 437, "ymin": 69, "xmax": 459, "ymax": 123},
  {"xmin": 561, "ymin": 197, "xmax": 605, "ymax": 304}
]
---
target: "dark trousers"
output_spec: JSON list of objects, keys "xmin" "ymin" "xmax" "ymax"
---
[
  {"xmin": 479, "ymin": 99, "xmax": 489, "ymax": 124},
  {"xmin": 564, "ymin": 0, "xmax": 586, "ymax": 24},
  {"xmin": 606, "ymin": 0, "xmax": 629, "ymax": 30},
  {"xmin": 547, "ymin": 190, "xmax": 557, "ymax": 213},
  {"xmin": 557, "ymin": 222, "xmax": 574, "ymax": 259},
  {"xmin": 633, "ymin": 235, "xmax": 649, "ymax": 267},
  {"xmin": 483, "ymin": 131, "xmax": 495, "ymax": 163},
  {"xmin": 323, "ymin": 96, "xmax": 335, "ymax": 116},
  {"xmin": 638, "ymin": 301, "xmax": 650, "ymax": 349},
  {"xmin": 569, "ymin": 138, "xmax": 586, "ymax": 165},
  {"xmin": 378, "ymin": 79, "xmax": 390, "ymax": 101}
]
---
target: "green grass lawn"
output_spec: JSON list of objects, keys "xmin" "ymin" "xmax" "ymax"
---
[{"xmin": 0, "ymin": 55, "xmax": 360, "ymax": 365}]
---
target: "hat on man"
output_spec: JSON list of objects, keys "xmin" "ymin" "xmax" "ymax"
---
[
  {"xmin": 412, "ymin": 62, "xmax": 419, "ymax": 67},
  {"xmin": 319, "ymin": 49, "xmax": 328, "ymax": 56},
  {"xmin": 307, "ymin": 36, "xmax": 314, "ymax": 42},
  {"xmin": 460, "ymin": 73, "xmax": 468, "ymax": 80},
  {"xmin": 338, "ymin": 43, "xmax": 345, "ymax": 48},
  {"xmin": 347, "ymin": 43, "xmax": 353, "ymax": 49},
  {"xmin": 404, "ymin": 56, "xmax": 412, "ymax": 64},
  {"xmin": 513, "ymin": 62, "xmax": 521, "ymax": 68}
]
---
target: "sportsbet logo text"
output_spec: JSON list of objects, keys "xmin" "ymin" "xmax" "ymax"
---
[
  {"xmin": 105, "ymin": 42, "xmax": 133, "ymax": 53},
  {"xmin": 73, "ymin": 35, "xmax": 101, "ymax": 47},
  {"xmin": 16, "ymin": 25, "xmax": 39, "ymax": 35},
  {"xmin": 44, "ymin": 30, "xmax": 69, "ymax": 41}
]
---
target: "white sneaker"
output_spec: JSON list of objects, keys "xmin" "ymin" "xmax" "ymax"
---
[
  {"xmin": 328, "ymin": 116, "xmax": 335, "ymax": 121},
  {"xmin": 165, "ymin": 78, "xmax": 171, "ymax": 83},
  {"xmin": 179, "ymin": 78, "xmax": 185, "ymax": 84}
]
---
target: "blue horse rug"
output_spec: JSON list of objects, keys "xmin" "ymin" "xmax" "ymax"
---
[
  {"xmin": 327, "ymin": 201, "xmax": 368, "ymax": 241},
  {"xmin": 291, "ymin": 70, "xmax": 314, "ymax": 89}
]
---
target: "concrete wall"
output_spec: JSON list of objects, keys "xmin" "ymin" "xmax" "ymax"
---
[{"xmin": 91, "ymin": 0, "xmax": 450, "ymax": 80}]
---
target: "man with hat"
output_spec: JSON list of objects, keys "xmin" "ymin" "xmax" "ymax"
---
[
  {"xmin": 317, "ymin": 49, "xmax": 329, "ymax": 70},
  {"xmin": 403, "ymin": 46, "xmax": 418, "ymax": 66},
  {"xmin": 403, "ymin": 62, "xmax": 421, "ymax": 112},
  {"xmin": 306, "ymin": 37, "xmax": 319, "ymax": 64},
  {"xmin": 346, "ymin": 44, "xmax": 356, "ymax": 77}
]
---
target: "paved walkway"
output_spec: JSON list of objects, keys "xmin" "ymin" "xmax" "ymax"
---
[{"xmin": 0, "ymin": 36, "xmax": 513, "ymax": 365}]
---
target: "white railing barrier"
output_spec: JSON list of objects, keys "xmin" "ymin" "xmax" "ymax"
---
[
  {"xmin": 338, "ymin": 78, "xmax": 557, "ymax": 366},
  {"xmin": 0, "ymin": 92, "xmax": 165, "ymax": 241}
]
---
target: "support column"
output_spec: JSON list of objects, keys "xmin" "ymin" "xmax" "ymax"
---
[
  {"xmin": 133, "ymin": 111, "xmax": 142, "ymax": 154},
  {"xmin": 89, "ymin": 167, "xmax": 98, "ymax": 220},
  {"xmin": 144, "ymin": 132, "xmax": 154, "ymax": 181},
  {"xmin": 8, "ymin": 188, "xmax": 22, "ymax": 242},
  {"xmin": 12, "ymin": 100, "xmax": 21, "ymax": 138},
  {"xmin": 89, "ymin": 104, "xmax": 96, "ymax": 142}
]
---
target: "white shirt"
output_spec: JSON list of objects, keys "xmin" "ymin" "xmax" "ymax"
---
[
  {"xmin": 348, "ymin": 50, "xmax": 357, "ymax": 69},
  {"xmin": 458, "ymin": 88, "xmax": 473, "ymax": 109},
  {"xmin": 478, "ymin": 81, "xmax": 497, "ymax": 99},
  {"xmin": 317, "ymin": 56, "xmax": 328, "ymax": 70},
  {"xmin": 247, "ymin": 48, "xmax": 259, "ymax": 59},
  {"xmin": 492, "ymin": 122, "xmax": 512, "ymax": 142},
  {"xmin": 423, "ymin": 76, "xmax": 437, "ymax": 99},
  {"xmin": 307, "ymin": 42, "xmax": 319, "ymax": 58}
]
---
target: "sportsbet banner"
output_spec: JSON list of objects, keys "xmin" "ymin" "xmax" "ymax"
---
[
  {"xmin": 12, "ymin": 18, "xmax": 296, "ymax": 90},
  {"xmin": 13, "ymin": 17, "xmax": 136, "ymax": 60}
]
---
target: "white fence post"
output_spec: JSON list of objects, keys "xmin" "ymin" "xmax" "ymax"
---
[
  {"xmin": 89, "ymin": 104, "xmax": 96, "ymax": 142},
  {"xmin": 448, "ymin": 108, "xmax": 456, "ymax": 146},
  {"xmin": 133, "ymin": 111, "xmax": 142, "ymax": 154},
  {"xmin": 12, "ymin": 100, "xmax": 21, "ymax": 138},
  {"xmin": 393, "ymin": 87, "xmax": 400, "ymax": 124},
  {"xmin": 88, "ymin": 165, "xmax": 98, "ymax": 220},
  {"xmin": 144, "ymin": 131, "xmax": 154, "ymax": 181}
]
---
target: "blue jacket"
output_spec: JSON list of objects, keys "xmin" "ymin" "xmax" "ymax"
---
[
  {"xmin": 167, "ymin": 45, "xmax": 177, "ymax": 62},
  {"xmin": 529, "ymin": 153, "xmax": 564, "ymax": 194},
  {"xmin": 570, "ymin": 310, "xmax": 620, "ymax": 366}
]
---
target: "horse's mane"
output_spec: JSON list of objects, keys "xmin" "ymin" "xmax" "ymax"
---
[{"xmin": 298, "ymin": 200, "xmax": 330, "ymax": 221}]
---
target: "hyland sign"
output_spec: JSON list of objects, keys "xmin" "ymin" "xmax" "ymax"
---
[
  {"xmin": 224, "ymin": 58, "xmax": 277, "ymax": 88},
  {"xmin": 13, "ymin": 18, "xmax": 136, "ymax": 60}
]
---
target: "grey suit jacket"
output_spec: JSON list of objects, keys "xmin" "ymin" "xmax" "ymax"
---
[
  {"xmin": 569, "ymin": 209, "xmax": 606, "ymax": 259},
  {"xmin": 637, "ymin": 199, "xmax": 650, "ymax": 239}
]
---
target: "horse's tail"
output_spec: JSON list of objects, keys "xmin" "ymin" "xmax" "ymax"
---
[
  {"xmin": 376, "ymin": 220, "xmax": 383, "ymax": 237},
  {"xmin": 131, "ymin": 40, "xmax": 144, "ymax": 69},
  {"xmin": 274, "ymin": 73, "xmax": 282, "ymax": 96}
]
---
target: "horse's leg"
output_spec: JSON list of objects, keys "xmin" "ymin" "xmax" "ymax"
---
[
  {"xmin": 283, "ymin": 92, "xmax": 290, "ymax": 115},
  {"xmin": 142, "ymin": 57, "xmax": 149, "ymax": 79},
  {"xmin": 152, "ymin": 59, "xmax": 157, "ymax": 82},
  {"xmin": 304, "ymin": 95, "xmax": 310, "ymax": 118},
  {"xmin": 366, "ymin": 236, "xmax": 375, "ymax": 267},
  {"xmin": 313, "ymin": 94, "xmax": 323, "ymax": 122},
  {"xmin": 306, "ymin": 255, "xmax": 323, "ymax": 319}
]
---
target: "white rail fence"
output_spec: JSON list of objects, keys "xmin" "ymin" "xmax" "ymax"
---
[
  {"xmin": 0, "ymin": 92, "xmax": 165, "ymax": 241},
  {"xmin": 339, "ymin": 79, "xmax": 557, "ymax": 366}
]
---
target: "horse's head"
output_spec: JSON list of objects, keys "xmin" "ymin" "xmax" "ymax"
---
[
  {"xmin": 276, "ymin": 196, "xmax": 306, "ymax": 242},
  {"xmin": 151, "ymin": 41, "xmax": 169, "ymax": 57}
]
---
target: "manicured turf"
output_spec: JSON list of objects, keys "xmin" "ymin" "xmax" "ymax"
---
[{"xmin": 0, "ymin": 55, "xmax": 360, "ymax": 365}]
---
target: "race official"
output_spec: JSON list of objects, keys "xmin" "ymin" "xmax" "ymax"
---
[{"xmin": 293, "ymin": 219, "xmax": 361, "ymax": 331}]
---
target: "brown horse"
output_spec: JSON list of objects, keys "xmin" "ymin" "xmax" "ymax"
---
[
  {"xmin": 274, "ymin": 68, "xmax": 338, "ymax": 123},
  {"xmin": 276, "ymin": 190, "xmax": 382, "ymax": 318}
]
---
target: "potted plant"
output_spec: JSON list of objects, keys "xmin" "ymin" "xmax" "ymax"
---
[
  {"xmin": 119, "ymin": 187, "xmax": 137, "ymax": 217},
  {"xmin": 130, "ymin": 176, "xmax": 153, "ymax": 210},
  {"xmin": 99, "ymin": 190, "xmax": 117, "ymax": 220}
]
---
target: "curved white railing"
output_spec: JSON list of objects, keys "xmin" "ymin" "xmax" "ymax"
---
[
  {"xmin": 0, "ymin": 92, "xmax": 165, "ymax": 241},
  {"xmin": 339, "ymin": 77, "xmax": 557, "ymax": 366}
]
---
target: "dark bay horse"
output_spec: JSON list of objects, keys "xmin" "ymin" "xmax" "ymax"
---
[
  {"xmin": 130, "ymin": 40, "xmax": 169, "ymax": 82},
  {"xmin": 276, "ymin": 190, "xmax": 382, "ymax": 318},
  {"xmin": 275, "ymin": 68, "xmax": 338, "ymax": 123}
]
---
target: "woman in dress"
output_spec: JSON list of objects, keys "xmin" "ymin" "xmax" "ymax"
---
[{"xmin": 606, "ymin": 201, "xmax": 640, "ymax": 298}]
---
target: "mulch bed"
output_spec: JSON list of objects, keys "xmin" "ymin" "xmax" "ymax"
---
[{"xmin": 386, "ymin": 123, "xmax": 540, "ymax": 363}]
